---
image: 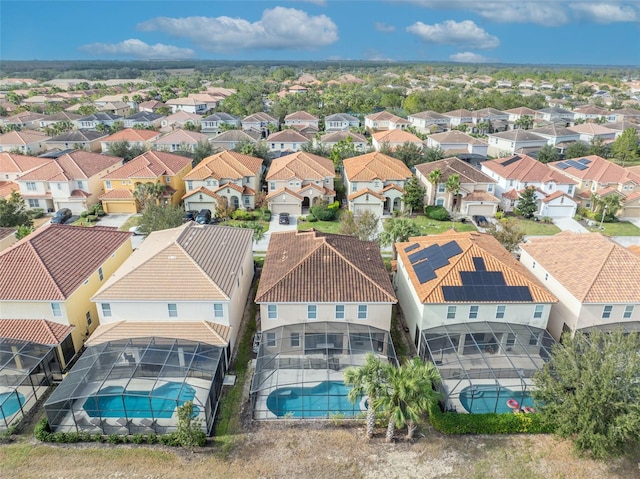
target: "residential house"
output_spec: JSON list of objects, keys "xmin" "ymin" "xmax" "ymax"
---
[
  {"xmin": 201, "ymin": 113, "xmax": 241, "ymax": 136},
  {"xmin": 98, "ymin": 102, "xmax": 131, "ymax": 117},
  {"xmin": 187, "ymin": 93, "xmax": 224, "ymax": 111},
  {"xmin": 265, "ymin": 151, "xmax": 335, "ymax": 215},
  {"xmin": 415, "ymin": 157, "xmax": 499, "ymax": 216},
  {"xmin": 471, "ymin": 108, "xmax": 509, "ymax": 125},
  {"xmin": 165, "ymin": 97, "xmax": 207, "ymax": 115},
  {"xmin": 152, "ymin": 130, "xmax": 210, "ymax": 154},
  {"xmin": 572, "ymin": 105, "xmax": 614, "ymax": 122},
  {"xmin": 486, "ymin": 130, "xmax": 548, "ymax": 157},
  {"xmin": 99, "ymin": 150, "xmax": 192, "ymax": 214},
  {"xmin": 3, "ymin": 111, "xmax": 47, "ymax": 130},
  {"xmin": 0, "ymin": 224, "xmax": 133, "ymax": 367},
  {"xmin": 548, "ymin": 155, "xmax": 640, "ymax": 217},
  {"xmin": 182, "ymin": 150, "xmax": 263, "ymax": 212},
  {"xmin": 93, "ymin": 94, "xmax": 137, "ymax": 112},
  {"xmin": 138, "ymin": 100, "xmax": 166, "ymax": 113},
  {"xmin": 265, "ymin": 129, "xmax": 309, "ymax": 154},
  {"xmin": 603, "ymin": 121, "xmax": 640, "ymax": 138},
  {"xmin": 0, "ymin": 152, "xmax": 51, "ymax": 182},
  {"xmin": 324, "ymin": 113, "xmax": 360, "ymax": 131},
  {"xmin": 343, "ymin": 151, "xmax": 412, "ymax": 216},
  {"xmin": 0, "ymin": 130, "xmax": 50, "ymax": 154},
  {"xmin": 611, "ymin": 107, "xmax": 640, "ymax": 122},
  {"xmin": 425, "ymin": 131, "xmax": 488, "ymax": 156},
  {"xmin": 159, "ymin": 111, "xmax": 202, "ymax": 131},
  {"xmin": 77, "ymin": 113, "xmax": 122, "ymax": 130},
  {"xmin": 210, "ymin": 129, "xmax": 261, "ymax": 152},
  {"xmin": 122, "ymin": 111, "xmax": 164, "ymax": 129},
  {"xmin": 252, "ymin": 229, "xmax": 397, "ymax": 419},
  {"xmin": 566, "ymin": 123, "xmax": 617, "ymax": 143},
  {"xmin": 371, "ymin": 129, "xmax": 423, "ymax": 152},
  {"xmin": 241, "ymin": 112, "xmax": 279, "ymax": 134},
  {"xmin": 284, "ymin": 111, "xmax": 319, "ymax": 129},
  {"xmin": 39, "ymin": 112, "xmax": 82, "ymax": 130},
  {"xmin": 505, "ymin": 106, "xmax": 537, "ymax": 123},
  {"xmin": 442, "ymin": 109, "xmax": 474, "ymax": 128},
  {"xmin": 16, "ymin": 150, "xmax": 123, "ymax": 214},
  {"xmin": 394, "ymin": 230, "xmax": 557, "ymax": 414},
  {"xmin": 100, "ymin": 128, "xmax": 160, "ymax": 154},
  {"xmin": 364, "ymin": 111, "xmax": 409, "ymax": 131},
  {"xmin": 482, "ymin": 154, "xmax": 578, "ymax": 217},
  {"xmin": 528, "ymin": 125, "xmax": 581, "ymax": 148},
  {"xmin": 520, "ymin": 232, "xmax": 640, "ymax": 340},
  {"xmin": 316, "ymin": 131, "xmax": 368, "ymax": 152},
  {"xmin": 407, "ymin": 111, "xmax": 450, "ymax": 134},
  {"xmin": 45, "ymin": 130, "xmax": 108, "ymax": 153},
  {"xmin": 535, "ymin": 107, "xmax": 574, "ymax": 124}
]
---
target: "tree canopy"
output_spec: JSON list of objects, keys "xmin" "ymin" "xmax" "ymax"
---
[
  {"xmin": 137, "ymin": 203, "xmax": 183, "ymax": 234},
  {"xmin": 611, "ymin": 128, "xmax": 639, "ymax": 167},
  {"xmin": 402, "ymin": 176, "xmax": 426, "ymax": 214},
  {"xmin": 516, "ymin": 186, "xmax": 538, "ymax": 219},
  {"xmin": 338, "ymin": 210, "xmax": 380, "ymax": 242},
  {"xmin": 0, "ymin": 192, "xmax": 33, "ymax": 228}
]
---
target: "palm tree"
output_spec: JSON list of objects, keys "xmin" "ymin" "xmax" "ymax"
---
[
  {"xmin": 134, "ymin": 182, "xmax": 167, "ymax": 211},
  {"xmin": 379, "ymin": 217, "xmax": 421, "ymax": 259},
  {"xmin": 427, "ymin": 169, "xmax": 442, "ymax": 206},
  {"xmin": 403, "ymin": 358, "xmax": 441, "ymax": 440},
  {"xmin": 344, "ymin": 353, "xmax": 387, "ymax": 439},
  {"xmin": 515, "ymin": 115, "xmax": 534, "ymax": 130},
  {"xmin": 445, "ymin": 174, "xmax": 461, "ymax": 212}
]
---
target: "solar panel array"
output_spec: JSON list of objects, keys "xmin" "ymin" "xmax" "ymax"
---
[
  {"xmin": 442, "ymin": 285, "xmax": 533, "ymax": 302},
  {"xmin": 565, "ymin": 159, "xmax": 588, "ymax": 171},
  {"xmin": 555, "ymin": 162, "xmax": 570, "ymax": 170},
  {"xmin": 578, "ymin": 157, "xmax": 592, "ymax": 165},
  {"xmin": 500, "ymin": 156, "xmax": 521, "ymax": 167},
  {"xmin": 404, "ymin": 243, "xmax": 419, "ymax": 253},
  {"xmin": 472, "ymin": 257, "xmax": 486, "ymax": 271},
  {"xmin": 409, "ymin": 240, "xmax": 463, "ymax": 285}
]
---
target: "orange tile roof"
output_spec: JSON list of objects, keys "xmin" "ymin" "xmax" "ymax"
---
[
  {"xmin": 256, "ymin": 230, "xmax": 397, "ymax": 304},
  {"xmin": 0, "ymin": 224, "xmax": 132, "ymax": 301},
  {"xmin": 416, "ymin": 157, "xmax": 496, "ymax": 184},
  {"xmin": 181, "ymin": 186, "xmax": 221, "ymax": 201},
  {"xmin": 214, "ymin": 182, "xmax": 243, "ymax": 194},
  {"xmin": 520, "ymin": 232, "xmax": 640, "ymax": 303},
  {"xmin": 183, "ymin": 150, "xmax": 262, "ymax": 181},
  {"xmin": 0, "ymin": 130, "xmax": 50, "ymax": 145},
  {"xmin": 265, "ymin": 187, "xmax": 303, "ymax": 201},
  {"xmin": 0, "ymin": 152, "xmax": 50, "ymax": 174},
  {"xmin": 464, "ymin": 190, "xmax": 500, "ymax": 202},
  {"xmin": 0, "ymin": 319, "xmax": 73, "ymax": 345},
  {"xmin": 265, "ymin": 129, "xmax": 309, "ymax": 143},
  {"xmin": 397, "ymin": 231, "xmax": 557, "ymax": 304},
  {"xmin": 483, "ymin": 154, "xmax": 577, "ymax": 184},
  {"xmin": 0, "ymin": 180, "xmax": 19, "ymax": 197},
  {"xmin": 372, "ymin": 129, "xmax": 422, "ymax": 144},
  {"xmin": 99, "ymin": 189, "xmax": 134, "ymax": 200},
  {"xmin": 100, "ymin": 128, "xmax": 160, "ymax": 142},
  {"xmin": 102, "ymin": 150, "xmax": 191, "ymax": 180},
  {"xmin": 18, "ymin": 151, "xmax": 122, "ymax": 181},
  {"xmin": 343, "ymin": 152, "xmax": 412, "ymax": 182},
  {"xmin": 348, "ymin": 188, "xmax": 386, "ymax": 201},
  {"xmin": 154, "ymin": 129, "xmax": 209, "ymax": 144},
  {"xmin": 628, "ymin": 244, "xmax": 640, "ymax": 256},
  {"xmin": 550, "ymin": 155, "xmax": 640, "ymax": 185},
  {"xmin": 266, "ymin": 151, "xmax": 334, "ymax": 181}
]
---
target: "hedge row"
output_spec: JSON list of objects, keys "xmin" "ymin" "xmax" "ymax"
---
[{"xmin": 427, "ymin": 403, "xmax": 555, "ymax": 435}]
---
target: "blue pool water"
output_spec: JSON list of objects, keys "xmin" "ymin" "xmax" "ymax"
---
[
  {"xmin": 267, "ymin": 381, "xmax": 363, "ymax": 418},
  {"xmin": 459, "ymin": 385, "xmax": 535, "ymax": 414},
  {"xmin": 0, "ymin": 391, "xmax": 26, "ymax": 418},
  {"xmin": 84, "ymin": 382, "xmax": 199, "ymax": 418}
]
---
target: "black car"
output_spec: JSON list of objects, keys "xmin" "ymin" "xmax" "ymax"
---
[
  {"xmin": 51, "ymin": 208, "xmax": 72, "ymax": 224},
  {"xmin": 472, "ymin": 215, "xmax": 489, "ymax": 227},
  {"xmin": 278, "ymin": 212, "xmax": 290, "ymax": 225},
  {"xmin": 183, "ymin": 210, "xmax": 198, "ymax": 222},
  {"xmin": 195, "ymin": 209, "xmax": 212, "ymax": 224}
]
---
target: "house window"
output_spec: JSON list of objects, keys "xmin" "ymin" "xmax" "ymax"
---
[
  {"xmin": 357, "ymin": 305, "xmax": 368, "ymax": 319},
  {"xmin": 335, "ymin": 305, "xmax": 345, "ymax": 320},
  {"xmin": 98, "ymin": 267, "xmax": 104, "ymax": 281},
  {"xmin": 469, "ymin": 305, "xmax": 479, "ymax": 319},
  {"xmin": 244, "ymin": 196, "xmax": 250, "ymax": 205},
  {"xmin": 101, "ymin": 303, "xmax": 112, "ymax": 317},
  {"xmin": 168, "ymin": 303, "xmax": 178, "ymax": 318},
  {"xmin": 506, "ymin": 333, "xmax": 517, "ymax": 347},
  {"xmin": 437, "ymin": 184, "xmax": 445, "ymax": 193},
  {"xmin": 214, "ymin": 303, "xmax": 224, "ymax": 318},
  {"xmin": 26, "ymin": 182, "xmax": 36, "ymax": 191},
  {"xmin": 623, "ymin": 305, "xmax": 634, "ymax": 319},
  {"xmin": 488, "ymin": 184, "xmax": 494, "ymax": 192},
  {"xmin": 51, "ymin": 303, "xmax": 62, "ymax": 317},
  {"xmin": 568, "ymin": 185, "xmax": 573, "ymax": 195},
  {"xmin": 270, "ymin": 182, "xmax": 276, "ymax": 190},
  {"xmin": 533, "ymin": 305, "xmax": 544, "ymax": 319},
  {"xmin": 245, "ymin": 176, "xmax": 251, "ymax": 184},
  {"xmin": 187, "ymin": 181, "xmax": 193, "ymax": 190},
  {"xmin": 86, "ymin": 311, "xmax": 92, "ymax": 326},
  {"xmin": 267, "ymin": 304, "xmax": 277, "ymax": 320},
  {"xmin": 529, "ymin": 333, "xmax": 540, "ymax": 346},
  {"xmin": 166, "ymin": 176, "xmax": 171, "ymax": 183},
  {"xmin": 290, "ymin": 332, "xmax": 300, "ymax": 348},
  {"xmin": 307, "ymin": 304, "xmax": 317, "ymax": 320},
  {"xmin": 28, "ymin": 199, "xmax": 39, "ymax": 208},
  {"xmin": 77, "ymin": 180, "xmax": 85, "ymax": 189},
  {"xmin": 280, "ymin": 143, "xmax": 284, "ymax": 149},
  {"xmin": 266, "ymin": 332, "xmax": 277, "ymax": 347},
  {"xmin": 496, "ymin": 305, "xmax": 505, "ymax": 319},
  {"xmin": 447, "ymin": 306, "xmax": 456, "ymax": 319},
  {"xmin": 105, "ymin": 180, "xmax": 112, "ymax": 189},
  {"xmin": 602, "ymin": 305, "xmax": 613, "ymax": 319},
  {"xmin": 436, "ymin": 198, "xmax": 445, "ymax": 206}
]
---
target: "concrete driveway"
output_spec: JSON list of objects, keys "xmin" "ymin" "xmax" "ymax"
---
[
  {"xmin": 553, "ymin": 217, "xmax": 589, "ymax": 233},
  {"xmin": 254, "ymin": 215, "xmax": 298, "ymax": 251}
]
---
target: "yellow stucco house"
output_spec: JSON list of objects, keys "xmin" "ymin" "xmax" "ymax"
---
[
  {"xmin": 99, "ymin": 150, "xmax": 193, "ymax": 214},
  {"xmin": 0, "ymin": 224, "xmax": 133, "ymax": 369}
]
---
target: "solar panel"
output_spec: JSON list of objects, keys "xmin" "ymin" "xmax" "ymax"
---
[
  {"xmin": 566, "ymin": 159, "xmax": 587, "ymax": 171},
  {"xmin": 409, "ymin": 248, "xmax": 430, "ymax": 264},
  {"xmin": 578, "ymin": 157, "xmax": 592, "ymax": 164},
  {"xmin": 555, "ymin": 162, "xmax": 570, "ymax": 170},
  {"xmin": 440, "ymin": 284, "xmax": 532, "ymax": 301},
  {"xmin": 500, "ymin": 156, "xmax": 521, "ymax": 167},
  {"xmin": 414, "ymin": 261, "xmax": 436, "ymax": 284},
  {"xmin": 441, "ymin": 240, "xmax": 463, "ymax": 259},
  {"xmin": 425, "ymin": 247, "xmax": 449, "ymax": 270},
  {"xmin": 472, "ymin": 257, "xmax": 486, "ymax": 271},
  {"xmin": 404, "ymin": 243, "xmax": 419, "ymax": 253}
]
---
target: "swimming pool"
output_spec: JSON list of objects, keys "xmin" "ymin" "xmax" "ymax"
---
[
  {"xmin": 459, "ymin": 385, "xmax": 535, "ymax": 414},
  {"xmin": 83, "ymin": 382, "xmax": 199, "ymax": 418},
  {"xmin": 0, "ymin": 391, "xmax": 26, "ymax": 419},
  {"xmin": 266, "ymin": 381, "xmax": 363, "ymax": 418}
]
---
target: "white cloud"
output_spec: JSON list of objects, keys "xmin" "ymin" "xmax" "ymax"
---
[
  {"xmin": 569, "ymin": 2, "xmax": 637, "ymax": 23},
  {"xmin": 375, "ymin": 22, "xmax": 396, "ymax": 33},
  {"xmin": 407, "ymin": 20, "xmax": 500, "ymax": 49},
  {"xmin": 137, "ymin": 7, "xmax": 338, "ymax": 52},
  {"xmin": 79, "ymin": 39, "xmax": 194, "ymax": 59},
  {"xmin": 297, "ymin": 0, "xmax": 327, "ymax": 5},
  {"xmin": 363, "ymin": 49, "xmax": 396, "ymax": 62},
  {"xmin": 450, "ymin": 51, "xmax": 494, "ymax": 63}
]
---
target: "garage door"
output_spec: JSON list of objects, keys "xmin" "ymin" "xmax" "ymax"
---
[
  {"xmin": 353, "ymin": 203, "xmax": 383, "ymax": 217},
  {"xmin": 185, "ymin": 200, "xmax": 216, "ymax": 212},
  {"xmin": 104, "ymin": 201, "xmax": 137, "ymax": 214},
  {"xmin": 622, "ymin": 206, "xmax": 640, "ymax": 217},
  {"xmin": 544, "ymin": 205, "xmax": 575, "ymax": 218},
  {"xmin": 271, "ymin": 203, "xmax": 301, "ymax": 216},
  {"xmin": 466, "ymin": 204, "xmax": 495, "ymax": 216}
]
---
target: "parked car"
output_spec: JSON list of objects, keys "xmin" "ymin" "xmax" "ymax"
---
[
  {"xmin": 278, "ymin": 212, "xmax": 290, "ymax": 225},
  {"xmin": 50, "ymin": 208, "xmax": 72, "ymax": 224},
  {"xmin": 472, "ymin": 215, "xmax": 489, "ymax": 227},
  {"xmin": 128, "ymin": 225, "xmax": 146, "ymax": 235},
  {"xmin": 183, "ymin": 210, "xmax": 198, "ymax": 222},
  {"xmin": 195, "ymin": 209, "xmax": 212, "ymax": 224}
]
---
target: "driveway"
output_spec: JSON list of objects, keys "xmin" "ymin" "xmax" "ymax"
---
[
  {"xmin": 553, "ymin": 217, "xmax": 589, "ymax": 233},
  {"xmin": 254, "ymin": 215, "xmax": 298, "ymax": 252}
]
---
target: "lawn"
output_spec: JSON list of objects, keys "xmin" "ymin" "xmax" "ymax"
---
[
  {"xmin": 410, "ymin": 215, "xmax": 477, "ymax": 235},
  {"xmin": 585, "ymin": 220, "xmax": 640, "ymax": 236},
  {"xmin": 118, "ymin": 215, "xmax": 141, "ymax": 232},
  {"xmin": 508, "ymin": 217, "xmax": 561, "ymax": 236},
  {"xmin": 225, "ymin": 219, "xmax": 269, "ymax": 233},
  {"xmin": 297, "ymin": 219, "xmax": 342, "ymax": 234}
]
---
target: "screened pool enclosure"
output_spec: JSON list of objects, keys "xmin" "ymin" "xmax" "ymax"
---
[
  {"xmin": 44, "ymin": 337, "xmax": 225, "ymax": 435},
  {"xmin": 251, "ymin": 322, "xmax": 397, "ymax": 419},
  {"xmin": 419, "ymin": 322, "xmax": 557, "ymax": 414}
]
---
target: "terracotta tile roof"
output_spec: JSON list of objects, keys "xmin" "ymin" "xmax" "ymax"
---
[
  {"xmin": 0, "ymin": 181, "xmax": 19, "ymax": 197},
  {"xmin": 372, "ymin": 129, "xmax": 422, "ymax": 144},
  {"xmin": 214, "ymin": 182, "xmax": 244, "ymax": 194},
  {"xmin": 443, "ymin": 108, "xmax": 474, "ymax": 118},
  {"xmin": 93, "ymin": 223, "xmax": 253, "ymax": 302},
  {"xmin": 0, "ymin": 130, "xmax": 50, "ymax": 145},
  {"xmin": 348, "ymin": 188, "xmax": 386, "ymax": 201},
  {"xmin": 298, "ymin": 183, "xmax": 332, "ymax": 195},
  {"xmin": 17, "ymin": 151, "xmax": 122, "ymax": 181},
  {"xmin": 483, "ymin": 154, "xmax": 577, "ymax": 184},
  {"xmin": 397, "ymin": 231, "xmax": 556, "ymax": 304},
  {"xmin": 427, "ymin": 130, "xmax": 487, "ymax": 146},
  {"xmin": 255, "ymin": 230, "xmax": 397, "ymax": 304},
  {"xmin": 184, "ymin": 150, "xmax": 262, "ymax": 181},
  {"xmin": 0, "ymin": 227, "xmax": 15, "ymax": 240},
  {"xmin": 567, "ymin": 123, "xmax": 617, "ymax": 135},
  {"xmin": 0, "ymin": 225, "xmax": 132, "ymax": 301},
  {"xmin": 99, "ymin": 189, "xmax": 134, "ymax": 200},
  {"xmin": 265, "ymin": 187, "xmax": 303, "ymax": 201},
  {"xmin": 163, "ymin": 111, "xmax": 201, "ymax": 123},
  {"xmin": 100, "ymin": 128, "xmax": 160, "ymax": 142},
  {"xmin": 86, "ymin": 321, "xmax": 230, "ymax": 348},
  {"xmin": 464, "ymin": 190, "xmax": 500, "ymax": 202},
  {"xmin": 0, "ymin": 319, "xmax": 73, "ymax": 345},
  {"xmin": 521, "ymin": 232, "xmax": 640, "ymax": 303},
  {"xmin": 285, "ymin": 111, "xmax": 319, "ymax": 121},
  {"xmin": 265, "ymin": 129, "xmax": 309, "ymax": 143},
  {"xmin": 102, "ymin": 150, "xmax": 191, "ymax": 180},
  {"xmin": 624, "ymin": 191, "xmax": 640, "ymax": 203},
  {"xmin": 181, "ymin": 186, "xmax": 221, "ymax": 201},
  {"xmin": 0, "ymin": 152, "xmax": 50, "ymax": 174},
  {"xmin": 489, "ymin": 129, "xmax": 547, "ymax": 142},
  {"xmin": 366, "ymin": 111, "xmax": 401, "ymax": 121},
  {"xmin": 628, "ymin": 244, "xmax": 640, "ymax": 256},
  {"xmin": 549, "ymin": 155, "xmax": 640, "ymax": 185},
  {"xmin": 416, "ymin": 157, "xmax": 496, "ymax": 185},
  {"xmin": 319, "ymin": 131, "xmax": 367, "ymax": 143},
  {"xmin": 380, "ymin": 183, "xmax": 404, "ymax": 194},
  {"xmin": 154, "ymin": 129, "xmax": 209, "ymax": 144},
  {"xmin": 343, "ymin": 152, "xmax": 412, "ymax": 182},
  {"xmin": 541, "ymin": 190, "xmax": 572, "ymax": 203},
  {"xmin": 266, "ymin": 151, "xmax": 334, "ymax": 181},
  {"xmin": 243, "ymin": 112, "xmax": 278, "ymax": 123}
]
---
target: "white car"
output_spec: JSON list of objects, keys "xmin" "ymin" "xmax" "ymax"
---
[{"xmin": 128, "ymin": 226, "xmax": 145, "ymax": 235}]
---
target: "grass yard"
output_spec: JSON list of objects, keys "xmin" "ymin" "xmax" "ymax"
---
[
  {"xmin": 410, "ymin": 215, "xmax": 477, "ymax": 235},
  {"xmin": 297, "ymin": 219, "xmax": 342, "ymax": 234},
  {"xmin": 224, "ymin": 219, "xmax": 269, "ymax": 233},
  {"xmin": 118, "ymin": 215, "xmax": 141, "ymax": 232},
  {"xmin": 586, "ymin": 220, "xmax": 640, "ymax": 236},
  {"xmin": 508, "ymin": 217, "xmax": 561, "ymax": 236}
]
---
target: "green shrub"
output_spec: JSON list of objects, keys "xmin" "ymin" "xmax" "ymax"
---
[
  {"xmin": 34, "ymin": 418, "xmax": 52, "ymax": 442},
  {"xmin": 131, "ymin": 433, "xmax": 145, "ymax": 444},
  {"xmin": 92, "ymin": 433, "xmax": 104, "ymax": 442},
  {"xmin": 262, "ymin": 209, "xmax": 271, "ymax": 221},
  {"xmin": 107, "ymin": 434, "xmax": 124, "ymax": 444},
  {"xmin": 424, "ymin": 205, "xmax": 450, "ymax": 221},
  {"xmin": 80, "ymin": 210, "xmax": 89, "ymax": 218},
  {"xmin": 96, "ymin": 208, "xmax": 106, "ymax": 217},
  {"xmin": 86, "ymin": 215, "xmax": 98, "ymax": 222},
  {"xmin": 232, "ymin": 209, "xmax": 260, "ymax": 221},
  {"xmin": 495, "ymin": 211, "xmax": 504, "ymax": 220},
  {"xmin": 29, "ymin": 208, "xmax": 45, "ymax": 219},
  {"xmin": 158, "ymin": 432, "xmax": 180, "ymax": 446},
  {"xmin": 145, "ymin": 433, "xmax": 158, "ymax": 444},
  {"xmin": 310, "ymin": 200, "xmax": 338, "ymax": 221},
  {"xmin": 308, "ymin": 216, "xmax": 318, "ymax": 222}
]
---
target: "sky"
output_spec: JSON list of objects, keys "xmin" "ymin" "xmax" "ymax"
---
[{"xmin": 1, "ymin": 1, "xmax": 639, "ymax": 66}]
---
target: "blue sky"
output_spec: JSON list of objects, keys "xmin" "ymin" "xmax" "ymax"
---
[{"xmin": 2, "ymin": 1, "xmax": 639, "ymax": 65}]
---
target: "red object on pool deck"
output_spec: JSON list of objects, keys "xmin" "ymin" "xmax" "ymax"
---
[
  {"xmin": 506, "ymin": 398, "xmax": 520, "ymax": 409},
  {"xmin": 523, "ymin": 406, "xmax": 536, "ymax": 413}
]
